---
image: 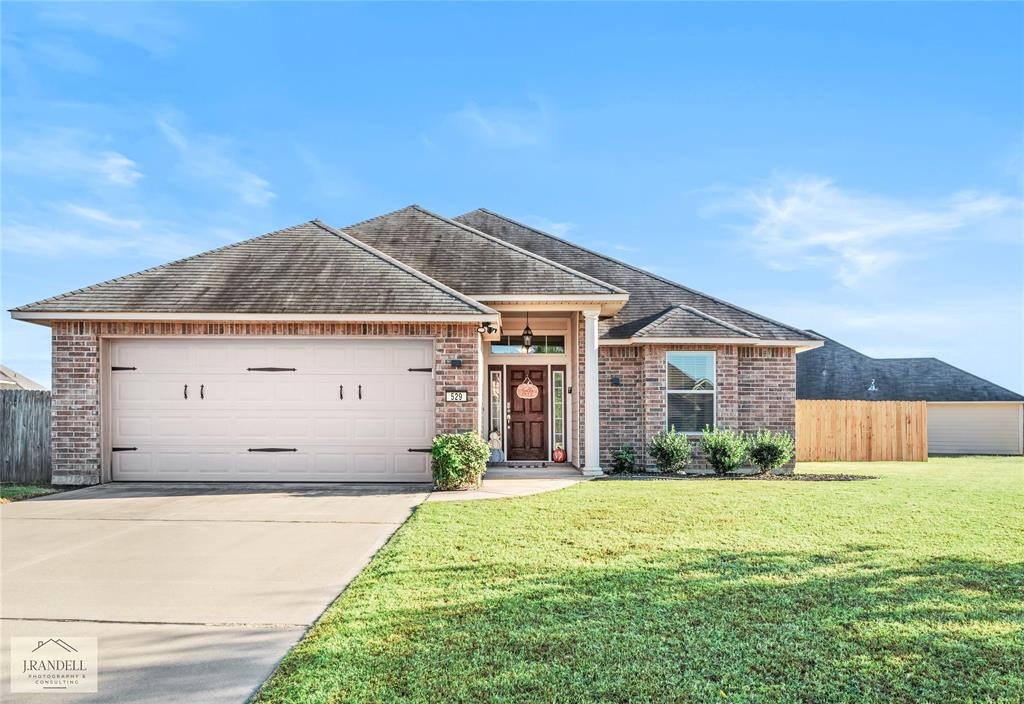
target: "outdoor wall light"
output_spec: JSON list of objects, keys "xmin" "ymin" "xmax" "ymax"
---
[{"xmin": 521, "ymin": 312, "xmax": 534, "ymax": 350}]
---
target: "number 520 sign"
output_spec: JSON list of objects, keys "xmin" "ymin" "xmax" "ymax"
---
[{"xmin": 445, "ymin": 390, "xmax": 468, "ymax": 402}]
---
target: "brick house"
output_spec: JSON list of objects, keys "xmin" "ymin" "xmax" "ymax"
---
[{"xmin": 11, "ymin": 206, "xmax": 822, "ymax": 485}]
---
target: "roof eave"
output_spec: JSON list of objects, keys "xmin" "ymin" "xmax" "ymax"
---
[
  {"xmin": 10, "ymin": 310, "xmax": 499, "ymax": 324},
  {"xmin": 472, "ymin": 293, "xmax": 628, "ymax": 316},
  {"xmin": 601, "ymin": 336, "xmax": 825, "ymax": 349}
]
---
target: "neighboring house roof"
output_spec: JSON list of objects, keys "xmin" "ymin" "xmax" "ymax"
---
[
  {"xmin": 454, "ymin": 208, "xmax": 818, "ymax": 342},
  {"xmin": 796, "ymin": 332, "xmax": 1024, "ymax": 403},
  {"xmin": 344, "ymin": 205, "xmax": 625, "ymax": 298},
  {"xmin": 12, "ymin": 221, "xmax": 494, "ymax": 318},
  {"xmin": 0, "ymin": 365, "xmax": 47, "ymax": 390},
  {"xmin": 632, "ymin": 305, "xmax": 759, "ymax": 340}
]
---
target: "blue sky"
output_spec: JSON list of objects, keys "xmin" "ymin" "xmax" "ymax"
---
[{"xmin": 3, "ymin": 2, "xmax": 1022, "ymax": 391}]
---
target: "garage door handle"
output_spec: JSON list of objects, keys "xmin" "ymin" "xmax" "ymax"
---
[
  {"xmin": 248, "ymin": 448, "xmax": 298, "ymax": 452},
  {"xmin": 408, "ymin": 367, "xmax": 432, "ymax": 372},
  {"xmin": 246, "ymin": 367, "xmax": 297, "ymax": 372},
  {"xmin": 111, "ymin": 366, "xmax": 137, "ymax": 371},
  {"xmin": 200, "ymin": 384, "xmax": 205, "ymax": 400},
  {"xmin": 407, "ymin": 448, "xmax": 432, "ymax": 453},
  {"xmin": 339, "ymin": 384, "xmax": 344, "ymax": 400},
  {"xmin": 358, "ymin": 384, "xmax": 362, "ymax": 400},
  {"xmin": 184, "ymin": 384, "xmax": 188, "ymax": 400},
  {"xmin": 112, "ymin": 446, "xmax": 137, "ymax": 452}
]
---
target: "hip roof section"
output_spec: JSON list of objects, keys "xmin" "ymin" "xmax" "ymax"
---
[
  {"xmin": 12, "ymin": 220, "xmax": 494, "ymax": 317},
  {"xmin": 454, "ymin": 208, "xmax": 818, "ymax": 342},
  {"xmin": 344, "ymin": 205, "xmax": 625, "ymax": 298},
  {"xmin": 796, "ymin": 332, "xmax": 1024, "ymax": 402}
]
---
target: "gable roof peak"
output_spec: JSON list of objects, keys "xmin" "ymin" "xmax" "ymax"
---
[
  {"xmin": 343, "ymin": 205, "xmax": 627, "ymax": 296},
  {"xmin": 459, "ymin": 208, "xmax": 821, "ymax": 341}
]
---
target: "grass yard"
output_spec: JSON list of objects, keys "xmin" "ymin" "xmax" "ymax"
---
[
  {"xmin": 0, "ymin": 484, "xmax": 57, "ymax": 503},
  {"xmin": 256, "ymin": 457, "xmax": 1024, "ymax": 704}
]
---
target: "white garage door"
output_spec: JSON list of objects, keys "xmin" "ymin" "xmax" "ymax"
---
[
  {"xmin": 109, "ymin": 338, "xmax": 435, "ymax": 482},
  {"xmin": 927, "ymin": 403, "xmax": 1024, "ymax": 455}
]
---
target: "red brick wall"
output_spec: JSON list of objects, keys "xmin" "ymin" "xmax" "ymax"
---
[
  {"xmin": 737, "ymin": 346, "xmax": 797, "ymax": 434},
  {"xmin": 51, "ymin": 322, "xmax": 101, "ymax": 485},
  {"xmin": 598, "ymin": 344, "xmax": 797, "ymax": 472},
  {"xmin": 598, "ymin": 346, "xmax": 644, "ymax": 467},
  {"xmin": 48, "ymin": 320, "xmax": 480, "ymax": 485}
]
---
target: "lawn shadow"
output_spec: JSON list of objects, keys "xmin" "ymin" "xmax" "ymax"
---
[{"xmin": 261, "ymin": 545, "xmax": 1024, "ymax": 703}]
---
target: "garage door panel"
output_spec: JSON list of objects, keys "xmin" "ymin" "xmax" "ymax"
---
[
  {"xmin": 113, "ymin": 446, "xmax": 430, "ymax": 481},
  {"xmin": 109, "ymin": 339, "xmax": 436, "ymax": 481}
]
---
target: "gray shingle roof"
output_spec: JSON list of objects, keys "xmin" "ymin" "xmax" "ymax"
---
[
  {"xmin": 454, "ymin": 209, "xmax": 819, "ymax": 342},
  {"xmin": 0, "ymin": 365, "xmax": 47, "ymax": 390},
  {"xmin": 633, "ymin": 305, "xmax": 759, "ymax": 339},
  {"xmin": 345, "ymin": 205, "xmax": 625, "ymax": 297},
  {"xmin": 12, "ymin": 220, "xmax": 493, "ymax": 316},
  {"xmin": 797, "ymin": 332, "xmax": 1024, "ymax": 402}
]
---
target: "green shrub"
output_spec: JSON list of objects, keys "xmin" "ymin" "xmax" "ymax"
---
[
  {"xmin": 648, "ymin": 428, "xmax": 693, "ymax": 474},
  {"xmin": 431, "ymin": 432, "xmax": 490, "ymax": 490},
  {"xmin": 610, "ymin": 445, "xmax": 638, "ymax": 474},
  {"xmin": 747, "ymin": 429, "xmax": 795, "ymax": 474},
  {"xmin": 699, "ymin": 426, "xmax": 748, "ymax": 475}
]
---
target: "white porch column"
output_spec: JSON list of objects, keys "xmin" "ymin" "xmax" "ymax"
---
[{"xmin": 582, "ymin": 309, "xmax": 603, "ymax": 476}]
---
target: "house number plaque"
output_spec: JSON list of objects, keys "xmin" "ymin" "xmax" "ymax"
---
[{"xmin": 445, "ymin": 390, "xmax": 468, "ymax": 402}]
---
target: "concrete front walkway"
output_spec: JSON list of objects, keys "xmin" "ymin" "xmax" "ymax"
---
[
  {"xmin": 426, "ymin": 471, "xmax": 590, "ymax": 502},
  {"xmin": 0, "ymin": 483, "xmax": 428, "ymax": 703}
]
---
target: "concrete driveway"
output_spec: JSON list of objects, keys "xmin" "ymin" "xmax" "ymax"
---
[{"xmin": 0, "ymin": 483, "xmax": 429, "ymax": 703}]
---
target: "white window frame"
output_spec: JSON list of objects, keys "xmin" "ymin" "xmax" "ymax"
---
[
  {"xmin": 551, "ymin": 368, "xmax": 566, "ymax": 452},
  {"xmin": 666, "ymin": 351, "xmax": 716, "ymax": 435}
]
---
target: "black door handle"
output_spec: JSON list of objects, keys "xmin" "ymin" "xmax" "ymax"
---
[
  {"xmin": 200, "ymin": 384, "xmax": 205, "ymax": 400},
  {"xmin": 339, "ymin": 384, "xmax": 344, "ymax": 400},
  {"xmin": 358, "ymin": 384, "xmax": 362, "ymax": 400},
  {"xmin": 184, "ymin": 384, "xmax": 188, "ymax": 400}
]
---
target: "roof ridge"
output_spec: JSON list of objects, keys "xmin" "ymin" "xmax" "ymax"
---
[
  {"xmin": 311, "ymin": 220, "xmax": 494, "ymax": 316},
  {"xmin": 413, "ymin": 205, "xmax": 627, "ymax": 294},
  {"xmin": 635, "ymin": 304, "xmax": 759, "ymax": 338},
  {"xmin": 357, "ymin": 205, "xmax": 627, "ymax": 295},
  {"xmin": 467, "ymin": 208, "xmax": 819, "ymax": 339},
  {"xmin": 11, "ymin": 221, "xmax": 318, "ymax": 312},
  {"xmin": 672, "ymin": 304, "xmax": 759, "ymax": 337}
]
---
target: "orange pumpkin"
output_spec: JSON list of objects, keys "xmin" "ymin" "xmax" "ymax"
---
[{"xmin": 552, "ymin": 447, "xmax": 567, "ymax": 463}]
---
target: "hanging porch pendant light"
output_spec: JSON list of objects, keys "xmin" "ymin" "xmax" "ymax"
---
[{"xmin": 521, "ymin": 312, "xmax": 534, "ymax": 350}]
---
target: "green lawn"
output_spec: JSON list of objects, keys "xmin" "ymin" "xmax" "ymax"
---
[
  {"xmin": 256, "ymin": 456, "xmax": 1024, "ymax": 704},
  {"xmin": 0, "ymin": 484, "xmax": 57, "ymax": 503}
]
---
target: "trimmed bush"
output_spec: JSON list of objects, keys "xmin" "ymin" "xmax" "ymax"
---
[
  {"xmin": 699, "ymin": 426, "xmax": 748, "ymax": 475},
  {"xmin": 610, "ymin": 445, "xmax": 638, "ymax": 474},
  {"xmin": 747, "ymin": 429, "xmax": 796, "ymax": 474},
  {"xmin": 431, "ymin": 432, "xmax": 490, "ymax": 490},
  {"xmin": 648, "ymin": 428, "xmax": 693, "ymax": 474}
]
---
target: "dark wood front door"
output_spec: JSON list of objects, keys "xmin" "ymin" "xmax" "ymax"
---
[{"xmin": 507, "ymin": 366, "xmax": 548, "ymax": 460}]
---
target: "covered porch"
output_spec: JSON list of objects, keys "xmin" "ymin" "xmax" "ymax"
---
[{"xmin": 476, "ymin": 297, "xmax": 622, "ymax": 477}]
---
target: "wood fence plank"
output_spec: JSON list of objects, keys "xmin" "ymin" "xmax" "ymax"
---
[
  {"xmin": 0, "ymin": 389, "xmax": 52, "ymax": 484},
  {"xmin": 796, "ymin": 400, "xmax": 927, "ymax": 462}
]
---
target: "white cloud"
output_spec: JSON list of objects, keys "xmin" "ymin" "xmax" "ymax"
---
[
  {"xmin": 2, "ymin": 220, "xmax": 196, "ymax": 259},
  {"xmin": 449, "ymin": 100, "xmax": 551, "ymax": 146},
  {"xmin": 157, "ymin": 117, "xmax": 276, "ymax": 207},
  {"xmin": 705, "ymin": 175, "xmax": 1019, "ymax": 287},
  {"xmin": 37, "ymin": 5, "xmax": 185, "ymax": 57},
  {"xmin": 62, "ymin": 203, "xmax": 143, "ymax": 229},
  {"xmin": 4, "ymin": 130, "xmax": 143, "ymax": 185},
  {"xmin": 522, "ymin": 216, "xmax": 576, "ymax": 238}
]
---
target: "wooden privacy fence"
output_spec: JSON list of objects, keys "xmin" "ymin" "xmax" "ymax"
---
[
  {"xmin": 1, "ymin": 389, "xmax": 52, "ymax": 484},
  {"xmin": 796, "ymin": 400, "xmax": 928, "ymax": 462}
]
